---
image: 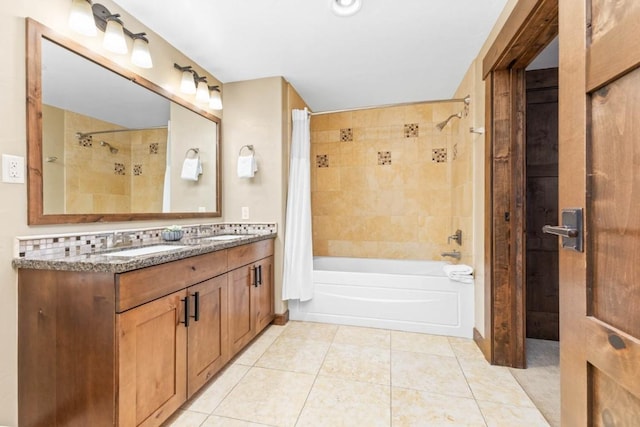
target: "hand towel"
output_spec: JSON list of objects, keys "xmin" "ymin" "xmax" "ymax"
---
[
  {"xmin": 181, "ymin": 157, "xmax": 202, "ymax": 181},
  {"xmin": 237, "ymin": 154, "xmax": 257, "ymax": 178},
  {"xmin": 443, "ymin": 264, "xmax": 474, "ymax": 284}
]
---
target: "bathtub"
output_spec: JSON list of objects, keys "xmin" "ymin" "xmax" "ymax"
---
[{"xmin": 288, "ymin": 257, "xmax": 474, "ymax": 338}]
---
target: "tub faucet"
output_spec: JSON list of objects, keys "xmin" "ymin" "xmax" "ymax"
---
[
  {"xmin": 448, "ymin": 229, "xmax": 462, "ymax": 245},
  {"xmin": 441, "ymin": 250, "xmax": 461, "ymax": 260}
]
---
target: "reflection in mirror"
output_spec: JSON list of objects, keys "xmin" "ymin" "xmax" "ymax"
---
[{"xmin": 27, "ymin": 19, "xmax": 221, "ymax": 224}]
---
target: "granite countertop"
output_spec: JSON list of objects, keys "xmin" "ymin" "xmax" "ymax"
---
[{"xmin": 12, "ymin": 233, "xmax": 276, "ymax": 274}]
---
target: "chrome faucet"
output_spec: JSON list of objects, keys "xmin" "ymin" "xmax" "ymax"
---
[
  {"xmin": 441, "ymin": 250, "xmax": 461, "ymax": 260},
  {"xmin": 197, "ymin": 224, "xmax": 214, "ymax": 236},
  {"xmin": 448, "ymin": 229, "xmax": 462, "ymax": 246},
  {"xmin": 112, "ymin": 231, "xmax": 135, "ymax": 248}
]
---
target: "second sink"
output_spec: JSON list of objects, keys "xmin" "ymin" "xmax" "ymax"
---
[{"xmin": 102, "ymin": 244, "xmax": 188, "ymax": 258}]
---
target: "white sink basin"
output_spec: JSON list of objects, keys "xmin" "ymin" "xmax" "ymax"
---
[
  {"xmin": 199, "ymin": 234, "xmax": 248, "ymax": 242},
  {"xmin": 102, "ymin": 245, "xmax": 187, "ymax": 258}
]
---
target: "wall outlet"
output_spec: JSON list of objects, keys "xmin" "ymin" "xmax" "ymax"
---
[
  {"xmin": 2, "ymin": 154, "xmax": 25, "ymax": 184},
  {"xmin": 241, "ymin": 207, "xmax": 250, "ymax": 220}
]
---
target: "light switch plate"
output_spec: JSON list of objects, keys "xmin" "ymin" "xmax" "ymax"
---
[
  {"xmin": 2, "ymin": 154, "xmax": 25, "ymax": 184},
  {"xmin": 241, "ymin": 207, "xmax": 249, "ymax": 220}
]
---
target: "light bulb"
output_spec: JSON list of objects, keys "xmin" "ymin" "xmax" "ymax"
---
[
  {"xmin": 196, "ymin": 80, "xmax": 210, "ymax": 103},
  {"xmin": 131, "ymin": 37, "xmax": 152, "ymax": 68},
  {"xmin": 180, "ymin": 71, "xmax": 196, "ymax": 94},
  {"xmin": 68, "ymin": 0, "xmax": 97, "ymax": 37},
  {"xmin": 209, "ymin": 89, "xmax": 223, "ymax": 110},
  {"xmin": 103, "ymin": 17, "xmax": 128, "ymax": 54},
  {"xmin": 331, "ymin": 0, "xmax": 362, "ymax": 16}
]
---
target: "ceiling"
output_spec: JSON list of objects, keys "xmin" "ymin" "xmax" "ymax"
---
[{"xmin": 112, "ymin": 0, "xmax": 509, "ymax": 112}]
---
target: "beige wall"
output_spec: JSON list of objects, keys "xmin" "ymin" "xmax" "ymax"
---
[
  {"xmin": 0, "ymin": 1, "xmax": 223, "ymax": 423},
  {"xmin": 310, "ymin": 103, "xmax": 462, "ymax": 260}
]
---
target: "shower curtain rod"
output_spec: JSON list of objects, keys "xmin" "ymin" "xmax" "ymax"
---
[
  {"xmin": 308, "ymin": 95, "xmax": 470, "ymax": 116},
  {"xmin": 76, "ymin": 125, "xmax": 168, "ymax": 138}
]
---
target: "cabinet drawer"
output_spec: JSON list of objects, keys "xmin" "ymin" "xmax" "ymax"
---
[
  {"xmin": 116, "ymin": 249, "xmax": 228, "ymax": 312},
  {"xmin": 227, "ymin": 239, "xmax": 274, "ymax": 271}
]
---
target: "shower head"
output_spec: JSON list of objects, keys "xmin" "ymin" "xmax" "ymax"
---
[
  {"xmin": 435, "ymin": 112, "xmax": 463, "ymax": 131},
  {"xmin": 100, "ymin": 140, "xmax": 119, "ymax": 154}
]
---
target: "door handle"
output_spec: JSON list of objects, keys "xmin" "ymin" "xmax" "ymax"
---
[
  {"xmin": 542, "ymin": 208, "xmax": 583, "ymax": 252},
  {"xmin": 191, "ymin": 291, "xmax": 200, "ymax": 322},
  {"xmin": 252, "ymin": 265, "xmax": 259, "ymax": 287},
  {"xmin": 180, "ymin": 295, "xmax": 190, "ymax": 327}
]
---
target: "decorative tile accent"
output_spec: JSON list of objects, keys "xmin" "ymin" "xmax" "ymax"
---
[
  {"xmin": 432, "ymin": 148, "xmax": 447, "ymax": 163},
  {"xmin": 149, "ymin": 143, "xmax": 159, "ymax": 154},
  {"xmin": 340, "ymin": 128, "xmax": 353, "ymax": 142},
  {"xmin": 404, "ymin": 123, "xmax": 419, "ymax": 138},
  {"xmin": 114, "ymin": 163, "xmax": 126, "ymax": 175},
  {"xmin": 317, "ymin": 154, "xmax": 329, "ymax": 168},
  {"xmin": 378, "ymin": 151, "xmax": 392, "ymax": 165},
  {"xmin": 78, "ymin": 135, "xmax": 93, "ymax": 147},
  {"xmin": 133, "ymin": 164, "xmax": 142, "ymax": 176}
]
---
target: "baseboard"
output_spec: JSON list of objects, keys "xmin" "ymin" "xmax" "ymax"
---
[
  {"xmin": 473, "ymin": 327, "xmax": 491, "ymax": 363},
  {"xmin": 272, "ymin": 310, "xmax": 289, "ymax": 326}
]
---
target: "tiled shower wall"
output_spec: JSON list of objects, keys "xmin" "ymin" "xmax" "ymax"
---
[{"xmin": 311, "ymin": 102, "xmax": 470, "ymax": 260}]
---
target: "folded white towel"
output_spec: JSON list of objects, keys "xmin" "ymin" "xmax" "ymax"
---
[
  {"xmin": 237, "ymin": 155, "xmax": 258, "ymax": 178},
  {"xmin": 181, "ymin": 157, "xmax": 202, "ymax": 181},
  {"xmin": 443, "ymin": 264, "xmax": 474, "ymax": 284}
]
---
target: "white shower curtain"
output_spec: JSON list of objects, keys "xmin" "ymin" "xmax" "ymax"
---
[{"xmin": 282, "ymin": 109, "xmax": 314, "ymax": 301}]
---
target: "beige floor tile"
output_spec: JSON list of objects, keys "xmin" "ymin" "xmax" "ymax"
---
[
  {"xmin": 448, "ymin": 337, "xmax": 486, "ymax": 360},
  {"xmin": 392, "ymin": 387, "xmax": 486, "ymax": 426},
  {"xmin": 280, "ymin": 321, "xmax": 338, "ymax": 342},
  {"xmin": 391, "ymin": 350, "xmax": 472, "ymax": 398},
  {"xmin": 320, "ymin": 342, "xmax": 391, "ymax": 385},
  {"xmin": 296, "ymin": 376, "xmax": 391, "ymax": 426},
  {"xmin": 161, "ymin": 409, "xmax": 208, "ymax": 427},
  {"xmin": 477, "ymin": 401, "xmax": 549, "ymax": 427},
  {"xmin": 201, "ymin": 415, "xmax": 270, "ymax": 426},
  {"xmin": 334, "ymin": 325, "xmax": 391, "ymax": 349},
  {"xmin": 458, "ymin": 357, "xmax": 535, "ymax": 407},
  {"xmin": 233, "ymin": 327, "xmax": 283, "ymax": 366},
  {"xmin": 392, "ymin": 331, "xmax": 455, "ymax": 357},
  {"xmin": 213, "ymin": 367, "xmax": 315, "ymax": 427},
  {"xmin": 255, "ymin": 336, "xmax": 331, "ymax": 374},
  {"xmin": 182, "ymin": 364, "xmax": 250, "ymax": 414}
]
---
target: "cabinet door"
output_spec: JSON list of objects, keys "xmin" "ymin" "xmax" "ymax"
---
[
  {"xmin": 117, "ymin": 290, "xmax": 187, "ymax": 427},
  {"xmin": 228, "ymin": 264, "xmax": 256, "ymax": 356},
  {"xmin": 255, "ymin": 256, "xmax": 274, "ymax": 332},
  {"xmin": 187, "ymin": 274, "xmax": 229, "ymax": 398}
]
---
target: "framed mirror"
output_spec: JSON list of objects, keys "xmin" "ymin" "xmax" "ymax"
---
[{"xmin": 26, "ymin": 18, "xmax": 221, "ymax": 224}]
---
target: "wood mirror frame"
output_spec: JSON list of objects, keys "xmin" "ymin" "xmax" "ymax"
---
[{"xmin": 26, "ymin": 18, "xmax": 222, "ymax": 225}]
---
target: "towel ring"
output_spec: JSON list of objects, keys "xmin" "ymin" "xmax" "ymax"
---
[
  {"xmin": 185, "ymin": 147, "xmax": 200, "ymax": 158},
  {"xmin": 239, "ymin": 145, "xmax": 254, "ymax": 156}
]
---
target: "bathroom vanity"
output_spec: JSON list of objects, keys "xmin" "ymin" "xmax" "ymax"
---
[{"xmin": 15, "ymin": 235, "xmax": 274, "ymax": 427}]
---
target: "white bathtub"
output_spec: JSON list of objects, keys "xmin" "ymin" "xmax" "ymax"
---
[{"xmin": 288, "ymin": 257, "xmax": 474, "ymax": 338}]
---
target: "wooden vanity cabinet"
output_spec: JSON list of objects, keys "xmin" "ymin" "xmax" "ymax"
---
[
  {"xmin": 18, "ymin": 238, "xmax": 274, "ymax": 427},
  {"xmin": 227, "ymin": 240, "xmax": 275, "ymax": 357}
]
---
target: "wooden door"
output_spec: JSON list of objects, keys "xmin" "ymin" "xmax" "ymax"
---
[
  {"xmin": 559, "ymin": 1, "xmax": 640, "ymax": 425},
  {"xmin": 117, "ymin": 290, "xmax": 187, "ymax": 427},
  {"xmin": 187, "ymin": 275, "xmax": 229, "ymax": 398},
  {"xmin": 255, "ymin": 256, "xmax": 275, "ymax": 332},
  {"xmin": 525, "ymin": 68, "xmax": 559, "ymax": 341},
  {"xmin": 228, "ymin": 264, "xmax": 255, "ymax": 356}
]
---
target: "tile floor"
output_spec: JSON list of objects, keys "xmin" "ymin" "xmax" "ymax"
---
[{"xmin": 162, "ymin": 321, "xmax": 550, "ymax": 427}]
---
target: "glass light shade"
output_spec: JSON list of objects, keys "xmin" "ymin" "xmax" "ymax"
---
[
  {"xmin": 331, "ymin": 0, "xmax": 362, "ymax": 16},
  {"xmin": 196, "ymin": 81, "xmax": 210, "ymax": 103},
  {"xmin": 103, "ymin": 18, "xmax": 128, "ymax": 54},
  {"xmin": 68, "ymin": 0, "xmax": 97, "ymax": 37},
  {"xmin": 209, "ymin": 89, "xmax": 223, "ymax": 110},
  {"xmin": 180, "ymin": 71, "xmax": 196, "ymax": 94},
  {"xmin": 131, "ymin": 38, "xmax": 153, "ymax": 68}
]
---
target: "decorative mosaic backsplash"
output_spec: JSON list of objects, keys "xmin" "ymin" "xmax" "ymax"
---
[
  {"xmin": 404, "ymin": 123, "xmax": 419, "ymax": 138},
  {"xmin": 15, "ymin": 223, "xmax": 277, "ymax": 259},
  {"xmin": 316, "ymin": 154, "xmax": 329, "ymax": 168},
  {"xmin": 377, "ymin": 151, "xmax": 392, "ymax": 165},
  {"xmin": 149, "ymin": 143, "xmax": 159, "ymax": 154},
  {"xmin": 340, "ymin": 128, "xmax": 353, "ymax": 142},
  {"xmin": 432, "ymin": 148, "xmax": 447, "ymax": 163}
]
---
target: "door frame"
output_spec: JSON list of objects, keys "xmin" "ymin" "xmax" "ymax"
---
[{"xmin": 477, "ymin": 0, "xmax": 559, "ymax": 367}]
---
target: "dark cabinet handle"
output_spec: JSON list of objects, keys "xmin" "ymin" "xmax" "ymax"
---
[
  {"xmin": 191, "ymin": 291, "xmax": 200, "ymax": 322},
  {"xmin": 257, "ymin": 265, "xmax": 263, "ymax": 286},
  {"xmin": 180, "ymin": 295, "xmax": 190, "ymax": 327},
  {"xmin": 252, "ymin": 265, "xmax": 259, "ymax": 287}
]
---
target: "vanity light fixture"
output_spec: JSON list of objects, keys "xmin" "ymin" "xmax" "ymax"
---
[
  {"xmin": 331, "ymin": 0, "xmax": 362, "ymax": 17},
  {"xmin": 208, "ymin": 86, "xmax": 223, "ymax": 110},
  {"xmin": 68, "ymin": 0, "xmax": 97, "ymax": 36},
  {"xmin": 175, "ymin": 64, "xmax": 197, "ymax": 94},
  {"xmin": 131, "ymin": 33, "xmax": 152, "ymax": 68},
  {"xmin": 195, "ymin": 76, "xmax": 210, "ymax": 103},
  {"xmin": 102, "ymin": 14, "xmax": 128, "ymax": 54}
]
